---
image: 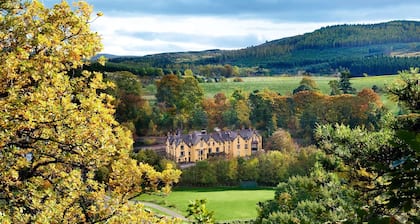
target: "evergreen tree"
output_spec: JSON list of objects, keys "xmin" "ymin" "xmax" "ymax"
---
[{"xmin": 339, "ymin": 70, "xmax": 356, "ymax": 94}]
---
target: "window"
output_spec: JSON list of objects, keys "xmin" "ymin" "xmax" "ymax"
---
[
  {"xmin": 245, "ymin": 144, "xmax": 248, "ymax": 149},
  {"xmin": 237, "ymin": 144, "xmax": 240, "ymax": 149},
  {"xmin": 252, "ymin": 141, "xmax": 258, "ymax": 151},
  {"xmin": 180, "ymin": 151, "xmax": 184, "ymax": 157},
  {"xmin": 209, "ymin": 148, "xmax": 212, "ymax": 153},
  {"xmin": 216, "ymin": 147, "xmax": 219, "ymax": 153}
]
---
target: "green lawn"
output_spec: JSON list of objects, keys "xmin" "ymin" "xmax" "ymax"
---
[{"xmin": 136, "ymin": 187, "xmax": 275, "ymax": 222}]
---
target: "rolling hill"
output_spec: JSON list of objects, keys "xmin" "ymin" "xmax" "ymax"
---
[{"xmin": 96, "ymin": 20, "xmax": 420, "ymax": 76}]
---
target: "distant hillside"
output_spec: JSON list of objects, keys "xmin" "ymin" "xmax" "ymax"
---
[{"xmin": 97, "ymin": 20, "xmax": 420, "ymax": 76}]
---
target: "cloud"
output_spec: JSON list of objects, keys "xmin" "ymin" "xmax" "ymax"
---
[
  {"xmin": 92, "ymin": 15, "xmax": 334, "ymax": 55},
  {"xmin": 42, "ymin": 0, "xmax": 420, "ymax": 55}
]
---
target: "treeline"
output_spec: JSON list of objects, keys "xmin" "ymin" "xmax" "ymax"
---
[
  {"xmin": 88, "ymin": 61, "xmax": 165, "ymax": 77},
  {"xmin": 249, "ymin": 88, "xmax": 384, "ymax": 142},
  {"xmin": 89, "ymin": 61, "xmax": 267, "ymax": 79},
  {"xmin": 329, "ymin": 56, "xmax": 420, "ymax": 76},
  {"xmin": 180, "ymin": 147, "xmax": 319, "ymax": 187},
  {"xmin": 93, "ymin": 52, "xmax": 419, "ymax": 77}
]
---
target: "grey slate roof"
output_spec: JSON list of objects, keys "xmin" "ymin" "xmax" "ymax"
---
[{"xmin": 167, "ymin": 129, "xmax": 259, "ymax": 147}]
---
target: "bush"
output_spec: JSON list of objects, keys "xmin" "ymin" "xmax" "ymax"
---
[
  {"xmin": 233, "ymin": 77, "xmax": 243, "ymax": 82},
  {"xmin": 265, "ymin": 129, "xmax": 297, "ymax": 152}
]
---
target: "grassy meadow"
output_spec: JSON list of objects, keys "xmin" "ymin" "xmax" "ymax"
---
[
  {"xmin": 200, "ymin": 75, "xmax": 399, "ymax": 98},
  {"xmin": 143, "ymin": 75, "xmax": 400, "ymax": 111},
  {"xmin": 137, "ymin": 187, "xmax": 275, "ymax": 221}
]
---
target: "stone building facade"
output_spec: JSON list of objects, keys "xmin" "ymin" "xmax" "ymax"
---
[{"xmin": 166, "ymin": 129, "xmax": 263, "ymax": 163}]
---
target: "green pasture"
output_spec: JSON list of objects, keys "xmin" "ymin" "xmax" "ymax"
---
[
  {"xmin": 200, "ymin": 75, "xmax": 399, "ymax": 98},
  {"xmin": 136, "ymin": 187, "xmax": 275, "ymax": 222},
  {"xmin": 143, "ymin": 75, "xmax": 400, "ymax": 112}
]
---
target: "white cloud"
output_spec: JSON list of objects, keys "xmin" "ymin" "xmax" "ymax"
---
[
  {"xmin": 41, "ymin": 0, "xmax": 420, "ymax": 55},
  {"xmin": 92, "ymin": 15, "xmax": 334, "ymax": 55}
]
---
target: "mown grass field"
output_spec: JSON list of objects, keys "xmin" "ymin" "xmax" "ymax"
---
[{"xmin": 136, "ymin": 187, "xmax": 275, "ymax": 222}]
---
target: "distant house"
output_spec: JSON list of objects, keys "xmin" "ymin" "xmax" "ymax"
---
[{"xmin": 166, "ymin": 129, "xmax": 263, "ymax": 163}]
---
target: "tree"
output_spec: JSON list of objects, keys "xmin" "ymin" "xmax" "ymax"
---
[
  {"xmin": 311, "ymin": 70, "xmax": 420, "ymax": 222},
  {"xmin": 105, "ymin": 71, "xmax": 151, "ymax": 133},
  {"xmin": 221, "ymin": 89, "xmax": 251, "ymax": 129},
  {"xmin": 132, "ymin": 149, "xmax": 162, "ymax": 171},
  {"xmin": 265, "ymin": 129, "xmax": 296, "ymax": 152},
  {"xmin": 292, "ymin": 76, "xmax": 319, "ymax": 94},
  {"xmin": 328, "ymin": 80, "xmax": 341, "ymax": 95},
  {"xmin": 184, "ymin": 68, "xmax": 194, "ymax": 76},
  {"xmin": 238, "ymin": 157, "xmax": 259, "ymax": 181},
  {"xmin": 257, "ymin": 151, "xmax": 295, "ymax": 185},
  {"xmin": 156, "ymin": 74, "xmax": 183, "ymax": 110},
  {"xmin": 387, "ymin": 67, "xmax": 420, "ymax": 113},
  {"xmin": 202, "ymin": 93, "xmax": 229, "ymax": 129},
  {"xmin": 190, "ymin": 108, "xmax": 208, "ymax": 129},
  {"xmin": 186, "ymin": 199, "xmax": 215, "ymax": 223},
  {"xmin": 0, "ymin": 1, "xmax": 181, "ymax": 223},
  {"xmin": 231, "ymin": 89, "xmax": 251, "ymax": 128},
  {"xmin": 249, "ymin": 90, "xmax": 278, "ymax": 135},
  {"xmin": 256, "ymin": 163, "xmax": 360, "ymax": 224},
  {"xmin": 315, "ymin": 120, "xmax": 419, "ymax": 222},
  {"xmin": 156, "ymin": 74, "xmax": 204, "ymax": 129},
  {"xmin": 338, "ymin": 70, "xmax": 356, "ymax": 94},
  {"xmin": 180, "ymin": 161, "xmax": 217, "ymax": 186}
]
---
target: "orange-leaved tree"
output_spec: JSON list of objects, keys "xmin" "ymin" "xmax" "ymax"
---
[{"xmin": 0, "ymin": 1, "xmax": 181, "ymax": 223}]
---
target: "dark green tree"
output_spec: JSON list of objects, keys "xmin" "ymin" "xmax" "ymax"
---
[
  {"xmin": 315, "ymin": 68, "xmax": 420, "ymax": 222},
  {"xmin": 338, "ymin": 70, "xmax": 356, "ymax": 94},
  {"xmin": 132, "ymin": 149, "xmax": 162, "ymax": 171},
  {"xmin": 105, "ymin": 71, "xmax": 150, "ymax": 135},
  {"xmin": 256, "ymin": 162, "xmax": 360, "ymax": 224},
  {"xmin": 293, "ymin": 76, "xmax": 319, "ymax": 94},
  {"xmin": 156, "ymin": 74, "xmax": 204, "ymax": 129},
  {"xmin": 387, "ymin": 67, "xmax": 419, "ymax": 113}
]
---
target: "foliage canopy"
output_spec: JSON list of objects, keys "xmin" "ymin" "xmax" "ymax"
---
[{"xmin": 0, "ymin": 1, "xmax": 181, "ymax": 223}]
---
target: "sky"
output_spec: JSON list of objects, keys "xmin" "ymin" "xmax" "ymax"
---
[{"xmin": 43, "ymin": 0, "xmax": 420, "ymax": 56}]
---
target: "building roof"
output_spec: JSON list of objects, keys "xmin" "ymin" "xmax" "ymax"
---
[{"xmin": 167, "ymin": 129, "xmax": 260, "ymax": 147}]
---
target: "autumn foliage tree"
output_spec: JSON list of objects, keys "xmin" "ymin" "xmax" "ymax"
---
[
  {"xmin": 202, "ymin": 93, "xmax": 229, "ymax": 129},
  {"xmin": 0, "ymin": 1, "xmax": 180, "ymax": 223},
  {"xmin": 156, "ymin": 73, "xmax": 204, "ymax": 130}
]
